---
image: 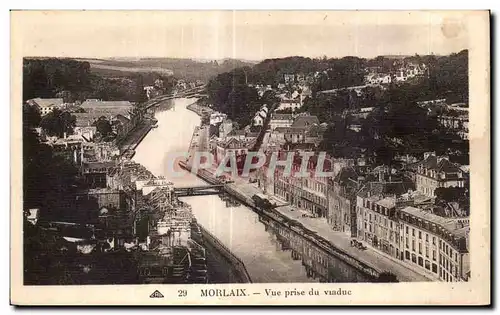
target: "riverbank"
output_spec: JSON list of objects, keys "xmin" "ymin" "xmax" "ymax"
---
[
  {"xmin": 181, "ymin": 119, "xmax": 433, "ymax": 283},
  {"xmin": 199, "ymin": 225, "xmax": 252, "ymax": 283},
  {"xmin": 116, "ymin": 120, "xmax": 154, "ymax": 155},
  {"xmin": 186, "ymin": 100, "xmax": 214, "ymax": 124}
]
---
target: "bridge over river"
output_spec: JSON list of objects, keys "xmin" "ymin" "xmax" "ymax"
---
[
  {"xmin": 173, "ymin": 184, "xmax": 225, "ymax": 197},
  {"xmin": 132, "ymin": 97, "xmax": 371, "ymax": 283}
]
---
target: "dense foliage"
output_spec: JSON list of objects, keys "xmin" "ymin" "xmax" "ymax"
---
[
  {"xmin": 23, "ymin": 58, "xmax": 172, "ymax": 103},
  {"xmin": 40, "ymin": 109, "xmax": 76, "ymax": 138},
  {"xmin": 206, "ymin": 50, "xmax": 468, "ymax": 135},
  {"xmin": 23, "ymin": 106, "xmax": 81, "ymax": 219},
  {"xmin": 95, "ymin": 116, "xmax": 113, "ymax": 137}
]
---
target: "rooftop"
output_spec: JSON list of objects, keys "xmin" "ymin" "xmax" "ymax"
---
[
  {"xmin": 359, "ymin": 180, "xmax": 414, "ymax": 199},
  {"xmin": 29, "ymin": 98, "xmax": 65, "ymax": 108},
  {"xmin": 271, "ymin": 113, "xmax": 294, "ymax": 121},
  {"xmin": 417, "ymin": 155, "xmax": 463, "ymax": 174},
  {"xmin": 401, "ymin": 206, "xmax": 468, "ymax": 238},
  {"xmin": 73, "ymin": 113, "xmax": 98, "ymax": 127},
  {"xmin": 292, "ymin": 115, "xmax": 320, "ymax": 128},
  {"xmin": 274, "ymin": 126, "xmax": 307, "ymax": 134},
  {"xmin": 81, "ymin": 100, "xmax": 133, "ymax": 108}
]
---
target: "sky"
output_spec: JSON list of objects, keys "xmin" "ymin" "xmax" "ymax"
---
[{"xmin": 12, "ymin": 11, "xmax": 470, "ymax": 61}]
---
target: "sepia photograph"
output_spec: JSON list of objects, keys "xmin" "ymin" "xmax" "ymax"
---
[{"xmin": 10, "ymin": 10, "xmax": 490, "ymax": 305}]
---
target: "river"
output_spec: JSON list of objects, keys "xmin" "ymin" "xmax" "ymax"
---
[{"xmin": 133, "ymin": 98, "xmax": 368, "ymax": 283}]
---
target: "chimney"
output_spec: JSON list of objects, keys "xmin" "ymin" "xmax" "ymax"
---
[{"xmin": 63, "ymin": 132, "xmax": 67, "ymax": 139}]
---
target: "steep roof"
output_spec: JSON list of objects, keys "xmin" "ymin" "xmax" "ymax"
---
[
  {"xmin": 359, "ymin": 180, "xmax": 414, "ymax": 199},
  {"xmin": 334, "ymin": 166, "xmax": 359, "ymax": 184},
  {"xmin": 73, "ymin": 113, "xmax": 98, "ymax": 127},
  {"xmin": 29, "ymin": 98, "xmax": 64, "ymax": 108},
  {"xmin": 292, "ymin": 115, "xmax": 320, "ymax": 128},
  {"xmin": 221, "ymin": 137, "xmax": 246, "ymax": 149},
  {"xmin": 115, "ymin": 114, "xmax": 131, "ymax": 124},
  {"xmin": 417, "ymin": 155, "xmax": 463, "ymax": 173},
  {"xmin": 306, "ymin": 124, "xmax": 325, "ymax": 137}
]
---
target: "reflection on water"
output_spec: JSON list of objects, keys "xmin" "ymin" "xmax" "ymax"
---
[{"xmin": 133, "ymin": 98, "xmax": 368, "ymax": 283}]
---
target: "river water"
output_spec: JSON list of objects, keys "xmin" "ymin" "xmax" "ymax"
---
[{"xmin": 133, "ymin": 98, "xmax": 367, "ymax": 283}]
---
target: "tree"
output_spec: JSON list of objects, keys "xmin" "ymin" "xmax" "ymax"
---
[
  {"xmin": 95, "ymin": 117, "xmax": 113, "ymax": 137},
  {"xmin": 40, "ymin": 109, "xmax": 76, "ymax": 138},
  {"xmin": 23, "ymin": 103, "xmax": 41, "ymax": 128}
]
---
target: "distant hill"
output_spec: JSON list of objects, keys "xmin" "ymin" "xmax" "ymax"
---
[{"xmin": 78, "ymin": 58, "xmax": 256, "ymax": 82}]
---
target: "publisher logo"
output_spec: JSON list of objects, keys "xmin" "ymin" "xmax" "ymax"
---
[{"xmin": 150, "ymin": 290, "xmax": 165, "ymax": 298}]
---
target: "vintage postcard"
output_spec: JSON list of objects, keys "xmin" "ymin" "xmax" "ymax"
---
[{"xmin": 10, "ymin": 10, "xmax": 490, "ymax": 306}]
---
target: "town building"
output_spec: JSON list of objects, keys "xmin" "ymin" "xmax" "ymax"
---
[
  {"xmin": 209, "ymin": 112, "xmax": 227, "ymax": 125},
  {"xmin": 253, "ymin": 112, "xmax": 266, "ymax": 126},
  {"xmin": 327, "ymin": 166, "xmax": 362, "ymax": 236},
  {"xmin": 277, "ymin": 97, "xmax": 302, "ymax": 112},
  {"xmin": 437, "ymin": 114, "xmax": 469, "ymax": 140},
  {"xmin": 291, "ymin": 113, "xmax": 320, "ymax": 129},
  {"xmin": 112, "ymin": 114, "xmax": 133, "ymax": 139},
  {"xmin": 274, "ymin": 154, "xmax": 333, "ymax": 218},
  {"xmin": 398, "ymin": 206, "xmax": 469, "ymax": 282},
  {"xmin": 356, "ymin": 180, "xmax": 413, "ymax": 259},
  {"xmin": 82, "ymin": 161, "xmax": 117, "ymax": 188},
  {"xmin": 73, "ymin": 113, "xmax": 98, "ymax": 141},
  {"xmin": 273, "ymin": 127, "xmax": 307, "ymax": 144},
  {"xmin": 218, "ymin": 119, "xmax": 233, "ymax": 140},
  {"xmin": 269, "ymin": 113, "xmax": 294, "ymax": 130},
  {"xmin": 413, "ymin": 152, "xmax": 466, "ymax": 198},
  {"xmin": 27, "ymin": 98, "xmax": 65, "ymax": 116},
  {"xmin": 215, "ymin": 138, "xmax": 251, "ymax": 164},
  {"xmin": 353, "ymin": 107, "xmax": 374, "ymax": 119},
  {"xmin": 284, "ymin": 74, "xmax": 295, "ymax": 83}
]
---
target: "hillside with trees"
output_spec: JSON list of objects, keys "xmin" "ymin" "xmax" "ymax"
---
[
  {"xmin": 83, "ymin": 57, "xmax": 256, "ymax": 83},
  {"xmin": 23, "ymin": 58, "xmax": 174, "ymax": 103},
  {"xmin": 206, "ymin": 50, "xmax": 468, "ymax": 163}
]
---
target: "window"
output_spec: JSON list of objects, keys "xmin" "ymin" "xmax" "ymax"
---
[
  {"xmin": 412, "ymin": 253, "xmax": 417, "ymax": 263},
  {"xmin": 426, "ymin": 234, "xmax": 429, "ymax": 242},
  {"xmin": 418, "ymin": 257, "xmax": 423, "ymax": 267},
  {"xmin": 412, "ymin": 228, "xmax": 415, "ymax": 237},
  {"xmin": 419, "ymin": 231, "xmax": 422, "ymax": 239},
  {"xmin": 412, "ymin": 240, "xmax": 415, "ymax": 251},
  {"xmin": 455, "ymin": 253, "xmax": 458, "ymax": 263},
  {"xmin": 432, "ymin": 250, "xmax": 436, "ymax": 261},
  {"xmin": 405, "ymin": 251, "xmax": 410, "ymax": 260},
  {"xmin": 406, "ymin": 226, "xmax": 409, "ymax": 234},
  {"xmin": 433, "ymin": 237, "xmax": 436, "ymax": 245},
  {"xmin": 432, "ymin": 263, "xmax": 438, "ymax": 273},
  {"xmin": 405, "ymin": 237, "xmax": 409, "ymax": 248},
  {"xmin": 425, "ymin": 260, "xmax": 431, "ymax": 270},
  {"xmin": 418, "ymin": 243, "xmax": 422, "ymax": 254},
  {"xmin": 425, "ymin": 247, "xmax": 429, "ymax": 258},
  {"xmin": 390, "ymin": 221, "xmax": 393, "ymax": 229}
]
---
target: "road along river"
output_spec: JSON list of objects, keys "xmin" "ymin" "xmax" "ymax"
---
[{"xmin": 133, "ymin": 98, "xmax": 369, "ymax": 283}]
